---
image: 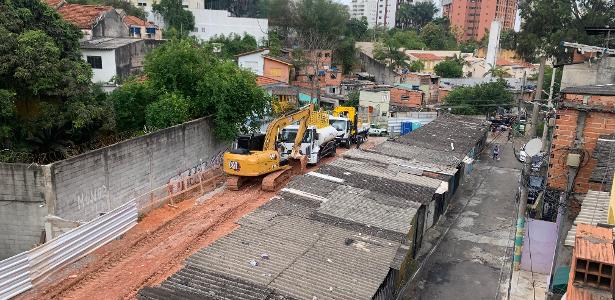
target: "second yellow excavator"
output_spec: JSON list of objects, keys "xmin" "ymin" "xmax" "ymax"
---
[{"xmin": 223, "ymin": 104, "xmax": 313, "ymax": 191}]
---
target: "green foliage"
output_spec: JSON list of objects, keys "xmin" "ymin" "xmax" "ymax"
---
[
  {"xmin": 267, "ymin": 31, "xmax": 282, "ymax": 56},
  {"xmin": 396, "ymin": 2, "xmax": 438, "ymax": 30},
  {"xmin": 146, "ymin": 92, "xmax": 190, "ymax": 129},
  {"xmin": 444, "ymin": 80, "xmax": 514, "ymax": 115},
  {"xmin": 67, "ymin": 0, "xmax": 147, "ymax": 19},
  {"xmin": 517, "ymin": 0, "xmax": 615, "ymax": 61},
  {"xmin": 419, "ymin": 22, "xmax": 457, "ymax": 50},
  {"xmin": 345, "ymin": 17, "xmax": 369, "ymax": 40},
  {"xmin": 434, "ymin": 59, "xmax": 463, "ymax": 78},
  {"xmin": 531, "ymin": 65, "xmax": 562, "ymax": 97},
  {"xmin": 345, "ymin": 90, "xmax": 360, "ymax": 108},
  {"xmin": 209, "ymin": 33, "xmax": 258, "ymax": 59},
  {"xmin": 293, "ymin": 0, "xmax": 349, "ymax": 47},
  {"xmin": 409, "ymin": 60, "xmax": 424, "ymax": 72},
  {"xmin": 373, "ymin": 30, "xmax": 427, "ymax": 70},
  {"xmin": 499, "ymin": 29, "xmax": 517, "ymax": 50},
  {"xmin": 0, "ymin": 90, "xmax": 16, "ymax": 148},
  {"xmin": 334, "ymin": 38, "xmax": 357, "ymax": 75},
  {"xmin": 153, "ymin": 0, "xmax": 195, "ymax": 35},
  {"xmin": 459, "ymin": 41, "xmax": 479, "ymax": 53},
  {"xmin": 485, "ymin": 64, "xmax": 508, "ymax": 78},
  {"xmin": 137, "ymin": 39, "xmax": 269, "ymax": 140},
  {"xmin": 110, "ymin": 80, "xmax": 156, "ymax": 131}
]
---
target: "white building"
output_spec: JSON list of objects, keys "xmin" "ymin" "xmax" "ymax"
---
[
  {"xmin": 189, "ymin": 9, "xmax": 268, "ymax": 42},
  {"xmin": 359, "ymin": 88, "xmax": 391, "ymax": 117},
  {"xmin": 236, "ymin": 49, "xmax": 269, "ymax": 75},
  {"xmin": 351, "ymin": 0, "xmax": 396, "ymax": 29}
]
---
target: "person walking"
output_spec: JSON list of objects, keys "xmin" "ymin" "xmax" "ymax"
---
[{"xmin": 492, "ymin": 145, "xmax": 500, "ymax": 160}]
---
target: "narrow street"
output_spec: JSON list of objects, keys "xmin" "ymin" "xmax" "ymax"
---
[{"xmin": 402, "ymin": 136, "xmax": 523, "ymax": 299}]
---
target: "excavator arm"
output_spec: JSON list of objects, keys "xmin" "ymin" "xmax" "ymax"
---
[{"xmin": 263, "ymin": 104, "xmax": 314, "ymax": 157}]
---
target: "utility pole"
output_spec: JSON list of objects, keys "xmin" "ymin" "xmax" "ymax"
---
[
  {"xmin": 530, "ymin": 57, "xmax": 546, "ymax": 138},
  {"xmin": 513, "ymin": 156, "xmax": 533, "ymax": 270}
]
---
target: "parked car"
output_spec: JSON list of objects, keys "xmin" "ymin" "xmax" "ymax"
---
[{"xmin": 369, "ymin": 124, "xmax": 388, "ymax": 136}]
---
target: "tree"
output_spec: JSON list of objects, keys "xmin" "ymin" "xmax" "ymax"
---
[
  {"xmin": 517, "ymin": 0, "xmax": 615, "ymax": 61},
  {"xmin": 345, "ymin": 17, "xmax": 369, "ymax": 40},
  {"xmin": 110, "ymin": 80, "xmax": 156, "ymax": 131},
  {"xmin": 373, "ymin": 30, "xmax": 427, "ymax": 70},
  {"xmin": 499, "ymin": 29, "xmax": 517, "ymax": 50},
  {"xmin": 396, "ymin": 2, "xmax": 439, "ymax": 30},
  {"xmin": 208, "ymin": 33, "xmax": 258, "ymax": 59},
  {"xmin": 409, "ymin": 60, "xmax": 424, "ymax": 72},
  {"xmin": 443, "ymin": 80, "xmax": 514, "ymax": 115},
  {"xmin": 345, "ymin": 90, "xmax": 360, "ymax": 108},
  {"xmin": 334, "ymin": 38, "xmax": 358, "ymax": 75},
  {"xmin": 458, "ymin": 41, "xmax": 479, "ymax": 53},
  {"xmin": 153, "ymin": 0, "xmax": 195, "ymax": 35},
  {"xmin": 434, "ymin": 59, "xmax": 463, "ymax": 78},
  {"xmin": 0, "ymin": 0, "xmax": 113, "ymax": 154},
  {"xmin": 145, "ymin": 92, "xmax": 191, "ymax": 129},
  {"xmin": 420, "ymin": 22, "xmax": 457, "ymax": 50},
  {"xmin": 141, "ymin": 39, "xmax": 269, "ymax": 140},
  {"xmin": 293, "ymin": 0, "xmax": 349, "ymax": 44},
  {"xmin": 484, "ymin": 64, "xmax": 508, "ymax": 78}
]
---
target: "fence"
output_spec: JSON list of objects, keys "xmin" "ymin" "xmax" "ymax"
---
[
  {"xmin": 388, "ymin": 114, "xmax": 437, "ymax": 136},
  {"xmin": 0, "ymin": 165, "xmax": 224, "ymax": 300}
]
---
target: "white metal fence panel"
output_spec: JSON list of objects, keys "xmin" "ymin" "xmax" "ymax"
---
[
  {"xmin": 0, "ymin": 252, "xmax": 32, "ymax": 300},
  {"xmin": 28, "ymin": 200, "xmax": 137, "ymax": 284},
  {"xmin": 388, "ymin": 116, "xmax": 436, "ymax": 135}
]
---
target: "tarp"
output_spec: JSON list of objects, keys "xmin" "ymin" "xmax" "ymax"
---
[
  {"xmin": 298, "ymin": 93, "xmax": 317, "ymax": 104},
  {"xmin": 521, "ymin": 218, "xmax": 558, "ymax": 274}
]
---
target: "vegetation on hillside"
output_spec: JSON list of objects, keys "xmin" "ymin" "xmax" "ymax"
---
[{"xmin": 443, "ymin": 80, "xmax": 514, "ymax": 115}]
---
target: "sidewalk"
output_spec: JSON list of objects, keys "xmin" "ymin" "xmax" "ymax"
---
[{"xmin": 505, "ymin": 269, "xmax": 548, "ymax": 300}]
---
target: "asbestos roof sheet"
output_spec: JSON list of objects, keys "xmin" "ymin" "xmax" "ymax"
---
[
  {"xmin": 186, "ymin": 215, "xmax": 399, "ymax": 300},
  {"xmin": 574, "ymin": 223, "xmax": 615, "ymax": 264},
  {"xmin": 80, "ymin": 37, "xmax": 142, "ymax": 50},
  {"xmin": 390, "ymin": 114, "xmax": 489, "ymax": 159},
  {"xmin": 316, "ymin": 164, "xmax": 437, "ymax": 204},
  {"xmin": 343, "ymin": 148, "xmax": 458, "ymax": 176},
  {"xmin": 561, "ymin": 84, "xmax": 615, "ymax": 96},
  {"xmin": 374, "ymin": 141, "xmax": 464, "ymax": 169},
  {"xmin": 590, "ymin": 135, "xmax": 615, "ymax": 188},
  {"xmin": 326, "ymin": 158, "xmax": 444, "ymax": 189},
  {"xmin": 565, "ymin": 191, "xmax": 613, "ymax": 247}
]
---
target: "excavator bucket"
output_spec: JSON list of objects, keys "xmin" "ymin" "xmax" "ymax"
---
[{"xmin": 261, "ymin": 156, "xmax": 307, "ymax": 192}]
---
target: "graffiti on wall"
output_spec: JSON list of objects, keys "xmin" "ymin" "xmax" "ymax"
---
[
  {"xmin": 167, "ymin": 148, "xmax": 227, "ymax": 194},
  {"xmin": 75, "ymin": 185, "xmax": 108, "ymax": 210}
]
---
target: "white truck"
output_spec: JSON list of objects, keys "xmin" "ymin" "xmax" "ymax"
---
[
  {"xmin": 329, "ymin": 116, "xmax": 369, "ymax": 148},
  {"xmin": 279, "ymin": 124, "xmax": 338, "ymax": 164}
]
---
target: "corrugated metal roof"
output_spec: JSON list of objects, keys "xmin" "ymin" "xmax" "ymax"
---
[
  {"xmin": 573, "ymin": 223, "xmax": 615, "ymax": 264},
  {"xmin": 343, "ymin": 149, "xmax": 458, "ymax": 176},
  {"xmin": 565, "ymin": 191, "xmax": 613, "ymax": 247},
  {"xmin": 185, "ymin": 215, "xmax": 399, "ymax": 300}
]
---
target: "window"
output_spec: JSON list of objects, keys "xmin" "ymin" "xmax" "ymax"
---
[
  {"xmin": 86, "ymin": 56, "xmax": 102, "ymax": 69},
  {"xmin": 137, "ymin": 2, "xmax": 146, "ymax": 6},
  {"xmin": 401, "ymin": 95, "xmax": 409, "ymax": 101},
  {"xmin": 269, "ymin": 68, "xmax": 282, "ymax": 77},
  {"xmin": 324, "ymin": 52, "xmax": 330, "ymax": 58},
  {"xmin": 201, "ymin": 27, "xmax": 206, "ymax": 32}
]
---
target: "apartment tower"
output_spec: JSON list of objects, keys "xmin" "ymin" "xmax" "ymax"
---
[{"xmin": 442, "ymin": 0, "xmax": 517, "ymax": 41}]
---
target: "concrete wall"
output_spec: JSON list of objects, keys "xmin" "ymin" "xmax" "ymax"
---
[
  {"xmin": 189, "ymin": 9, "xmax": 268, "ymax": 43},
  {"xmin": 0, "ymin": 164, "xmax": 49, "ymax": 259},
  {"xmin": 561, "ymin": 57, "xmax": 615, "ymax": 89},
  {"xmin": 52, "ymin": 117, "xmax": 226, "ymax": 222},
  {"xmin": 238, "ymin": 50, "xmax": 267, "ymax": 75},
  {"xmin": 0, "ymin": 116, "xmax": 226, "ymax": 258},
  {"xmin": 92, "ymin": 10, "xmax": 129, "ymax": 38},
  {"xmin": 82, "ymin": 49, "xmax": 117, "ymax": 83},
  {"xmin": 358, "ymin": 52, "xmax": 399, "ymax": 85},
  {"xmin": 115, "ymin": 39, "xmax": 164, "ymax": 80}
]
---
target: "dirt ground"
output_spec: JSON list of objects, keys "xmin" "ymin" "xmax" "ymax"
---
[{"xmin": 16, "ymin": 143, "xmax": 381, "ymax": 300}]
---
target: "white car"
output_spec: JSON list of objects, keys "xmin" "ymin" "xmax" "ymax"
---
[{"xmin": 368, "ymin": 124, "xmax": 388, "ymax": 136}]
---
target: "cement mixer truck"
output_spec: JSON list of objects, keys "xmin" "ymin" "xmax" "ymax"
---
[{"xmin": 279, "ymin": 112, "xmax": 338, "ymax": 164}]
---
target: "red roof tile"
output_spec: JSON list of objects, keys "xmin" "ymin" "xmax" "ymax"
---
[
  {"xmin": 256, "ymin": 76, "xmax": 283, "ymax": 86},
  {"xmin": 123, "ymin": 15, "xmax": 151, "ymax": 27},
  {"xmin": 43, "ymin": 0, "xmax": 65, "ymax": 8},
  {"xmin": 574, "ymin": 224, "xmax": 615, "ymax": 264},
  {"xmin": 57, "ymin": 4, "xmax": 113, "ymax": 29},
  {"xmin": 409, "ymin": 53, "xmax": 442, "ymax": 61}
]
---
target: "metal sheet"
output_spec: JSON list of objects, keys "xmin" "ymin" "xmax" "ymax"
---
[
  {"xmin": 28, "ymin": 200, "xmax": 137, "ymax": 283},
  {"xmin": 0, "ymin": 252, "xmax": 32, "ymax": 300}
]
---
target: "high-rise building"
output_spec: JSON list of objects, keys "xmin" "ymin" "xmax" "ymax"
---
[
  {"xmin": 351, "ymin": 0, "xmax": 397, "ymax": 29},
  {"xmin": 442, "ymin": 0, "xmax": 517, "ymax": 41}
]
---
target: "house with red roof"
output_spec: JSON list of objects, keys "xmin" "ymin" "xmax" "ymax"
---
[
  {"xmin": 123, "ymin": 15, "xmax": 162, "ymax": 40},
  {"xmin": 43, "ymin": 0, "xmax": 129, "ymax": 40}
]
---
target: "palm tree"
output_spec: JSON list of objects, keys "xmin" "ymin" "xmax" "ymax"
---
[{"xmin": 484, "ymin": 64, "xmax": 509, "ymax": 78}]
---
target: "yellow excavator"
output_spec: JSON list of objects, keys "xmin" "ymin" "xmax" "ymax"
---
[{"xmin": 223, "ymin": 104, "xmax": 313, "ymax": 191}]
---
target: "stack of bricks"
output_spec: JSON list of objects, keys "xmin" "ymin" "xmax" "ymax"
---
[
  {"xmin": 547, "ymin": 92, "xmax": 615, "ymax": 193},
  {"xmin": 568, "ymin": 223, "xmax": 615, "ymax": 297}
]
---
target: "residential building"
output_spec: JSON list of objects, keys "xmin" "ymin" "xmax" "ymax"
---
[
  {"xmin": 400, "ymin": 73, "xmax": 440, "ymax": 104},
  {"xmin": 189, "ymin": 9, "xmax": 268, "ymax": 42},
  {"xmin": 547, "ymin": 84, "xmax": 615, "ymax": 193},
  {"xmin": 340, "ymin": 78, "xmax": 376, "ymax": 95},
  {"xmin": 407, "ymin": 53, "xmax": 445, "ymax": 73},
  {"xmin": 350, "ymin": 0, "xmax": 397, "ymax": 29},
  {"xmin": 263, "ymin": 56, "xmax": 292, "ymax": 83},
  {"xmin": 236, "ymin": 49, "xmax": 269, "ymax": 75},
  {"xmin": 126, "ymin": 0, "xmax": 205, "ymax": 13},
  {"xmin": 360, "ymin": 88, "xmax": 391, "ymax": 117},
  {"xmin": 390, "ymin": 85, "xmax": 424, "ymax": 109},
  {"xmin": 561, "ymin": 54, "xmax": 615, "ymax": 89},
  {"xmin": 442, "ymin": 0, "xmax": 517, "ymax": 41},
  {"xmin": 123, "ymin": 15, "xmax": 162, "ymax": 40},
  {"xmin": 44, "ymin": 0, "xmax": 129, "ymax": 40},
  {"xmin": 81, "ymin": 38, "xmax": 163, "ymax": 83}
]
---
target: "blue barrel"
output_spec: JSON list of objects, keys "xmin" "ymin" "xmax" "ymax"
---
[
  {"xmin": 412, "ymin": 122, "xmax": 422, "ymax": 130},
  {"xmin": 401, "ymin": 122, "xmax": 413, "ymax": 135}
]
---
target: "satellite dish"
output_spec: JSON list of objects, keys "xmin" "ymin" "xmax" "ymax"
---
[{"xmin": 524, "ymin": 138, "xmax": 543, "ymax": 157}]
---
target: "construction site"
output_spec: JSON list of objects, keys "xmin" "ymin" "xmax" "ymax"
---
[{"xmin": 1, "ymin": 104, "xmax": 490, "ymax": 300}]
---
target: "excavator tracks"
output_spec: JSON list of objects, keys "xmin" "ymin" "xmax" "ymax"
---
[
  {"xmin": 226, "ymin": 175, "xmax": 248, "ymax": 191},
  {"xmin": 261, "ymin": 157, "xmax": 307, "ymax": 192}
]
